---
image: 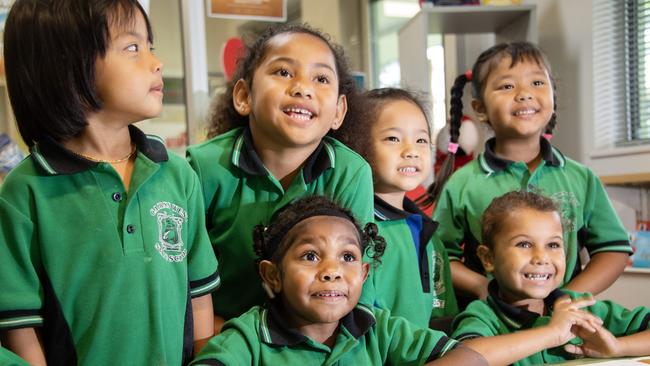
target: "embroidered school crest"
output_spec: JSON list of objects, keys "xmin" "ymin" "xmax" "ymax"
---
[
  {"xmin": 431, "ymin": 251, "xmax": 446, "ymax": 308},
  {"xmin": 549, "ymin": 191, "xmax": 579, "ymax": 234},
  {"xmin": 150, "ymin": 201, "xmax": 188, "ymax": 262}
]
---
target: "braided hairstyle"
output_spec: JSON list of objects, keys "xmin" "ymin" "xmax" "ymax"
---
[
  {"xmin": 422, "ymin": 42, "xmax": 557, "ymax": 207},
  {"xmin": 252, "ymin": 196, "xmax": 386, "ymax": 269},
  {"xmin": 206, "ymin": 23, "xmax": 363, "ymax": 139}
]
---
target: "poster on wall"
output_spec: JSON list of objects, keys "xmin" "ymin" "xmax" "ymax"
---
[{"xmin": 207, "ymin": 0, "xmax": 286, "ymax": 22}]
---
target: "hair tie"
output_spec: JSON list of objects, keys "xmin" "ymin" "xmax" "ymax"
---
[
  {"xmin": 447, "ymin": 142, "xmax": 459, "ymax": 154},
  {"xmin": 464, "ymin": 70, "xmax": 472, "ymax": 81},
  {"xmin": 542, "ymin": 133, "xmax": 553, "ymax": 141}
]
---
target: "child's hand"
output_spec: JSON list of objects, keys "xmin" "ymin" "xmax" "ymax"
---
[
  {"xmin": 564, "ymin": 324, "xmax": 621, "ymax": 358},
  {"xmin": 547, "ymin": 295, "xmax": 603, "ymax": 345}
]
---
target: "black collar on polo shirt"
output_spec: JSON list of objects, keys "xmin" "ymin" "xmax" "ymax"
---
[
  {"xmin": 261, "ymin": 300, "xmax": 376, "ymax": 346},
  {"xmin": 374, "ymin": 195, "xmax": 439, "ymax": 229},
  {"xmin": 480, "ymin": 137, "xmax": 565, "ymax": 174},
  {"xmin": 31, "ymin": 125, "xmax": 168, "ymax": 175},
  {"xmin": 486, "ymin": 279, "xmax": 567, "ymax": 330},
  {"xmin": 234, "ymin": 127, "xmax": 333, "ymax": 185}
]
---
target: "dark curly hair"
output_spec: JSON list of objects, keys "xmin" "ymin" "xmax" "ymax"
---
[
  {"xmin": 481, "ymin": 190, "xmax": 560, "ymax": 250},
  {"xmin": 207, "ymin": 23, "xmax": 365, "ymax": 142},
  {"xmin": 423, "ymin": 42, "xmax": 558, "ymax": 207},
  {"xmin": 252, "ymin": 195, "xmax": 386, "ymax": 266},
  {"xmin": 339, "ymin": 87, "xmax": 431, "ymax": 167}
]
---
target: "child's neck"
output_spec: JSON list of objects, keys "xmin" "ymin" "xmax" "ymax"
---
[
  {"xmin": 375, "ymin": 191, "xmax": 406, "ymax": 211},
  {"xmin": 294, "ymin": 320, "xmax": 340, "ymax": 348},
  {"xmin": 500, "ymin": 290, "xmax": 546, "ymax": 315},
  {"xmin": 494, "ymin": 137, "xmax": 543, "ymax": 172}
]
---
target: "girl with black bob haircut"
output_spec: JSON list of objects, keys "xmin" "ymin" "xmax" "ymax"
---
[
  {"xmin": 0, "ymin": 1, "xmax": 219, "ymax": 364},
  {"xmin": 191, "ymin": 195, "xmax": 490, "ymax": 366},
  {"xmin": 431, "ymin": 41, "xmax": 631, "ymax": 310}
]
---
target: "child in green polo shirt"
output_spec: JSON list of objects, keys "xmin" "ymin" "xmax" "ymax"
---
[
  {"xmin": 191, "ymin": 195, "xmax": 489, "ymax": 366},
  {"xmin": 186, "ymin": 24, "xmax": 374, "ymax": 330},
  {"xmin": 429, "ymin": 42, "xmax": 631, "ymax": 307},
  {"xmin": 452, "ymin": 191, "xmax": 650, "ymax": 365},
  {"xmin": 0, "ymin": 1, "xmax": 219, "ymax": 364},
  {"xmin": 338, "ymin": 87, "xmax": 458, "ymax": 330}
]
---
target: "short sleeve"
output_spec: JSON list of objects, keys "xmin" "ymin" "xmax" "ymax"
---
[
  {"xmin": 432, "ymin": 184, "xmax": 466, "ymax": 261},
  {"xmin": 374, "ymin": 309, "xmax": 458, "ymax": 364},
  {"xmin": 451, "ymin": 302, "xmax": 498, "ymax": 341},
  {"xmin": 589, "ymin": 299, "xmax": 650, "ymax": 336},
  {"xmin": 185, "ymin": 171, "xmax": 220, "ymax": 298},
  {"xmin": 189, "ymin": 317, "xmax": 259, "ymax": 365},
  {"xmin": 0, "ymin": 197, "xmax": 43, "ymax": 330},
  {"xmin": 582, "ymin": 169, "xmax": 632, "ymax": 255}
]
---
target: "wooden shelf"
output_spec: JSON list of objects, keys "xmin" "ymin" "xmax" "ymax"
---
[
  {"xmin": 416, "ymin": 4, "xmax": 537, "ymax": 36},
  {"xmin": 600, "ymin": 173, "xmax": 650, "ymax": 186}
]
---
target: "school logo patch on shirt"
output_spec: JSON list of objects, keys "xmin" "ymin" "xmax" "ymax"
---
[
  {"xmin": 432, "ymin": 252, "xmax": 445, "ymax": 308},
  {"xmin": 151, "ymin": 201, "xmax": 188, "ymax": 262},
  {"xmin": 550, "ymin": 191, "xmax": 579, "ymax": 234}
]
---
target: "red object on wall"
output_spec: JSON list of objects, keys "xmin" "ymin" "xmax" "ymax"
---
[{"xmin": 221, "ymin": 37, "xmax": 245, "ymax": 81}]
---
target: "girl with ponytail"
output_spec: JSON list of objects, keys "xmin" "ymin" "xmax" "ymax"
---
[{"xmin": 431, "ymin": 42, "xmax": 631, "ymax": 308}]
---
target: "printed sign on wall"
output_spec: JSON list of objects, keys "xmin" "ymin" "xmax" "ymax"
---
[{"xmin": 207, "ymin": 0, "xmax": 286, "ymax": 22}]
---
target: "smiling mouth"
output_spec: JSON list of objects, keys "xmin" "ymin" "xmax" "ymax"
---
[
  {"xmin": 312, "ymin": 290, "xmax": 345, "ymax": 298},
  {"xmin": 513, "ymin": 108, "xmax": 537, "ymax": 116},
  {"xmin": 283, "ymin": 107, "xmax": 314, "ymax": 120},
  {"xmin": 398, "ymin": 167, "xmax": 419, "ymax": 174},
  {"xmin": 523, "ymin": 273, "xmax": 552, "ymax": 281}
]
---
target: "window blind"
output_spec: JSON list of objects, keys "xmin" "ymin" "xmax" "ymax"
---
[{"xmin": 593, "ymin": 0, "xmax": 650, "ymax": 151}]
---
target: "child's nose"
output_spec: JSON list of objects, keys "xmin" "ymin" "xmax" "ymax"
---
[
  {"xmin": 402, "ymin": 144, "xmax": 419, "ymax": 159},
  {"xmin": 289, "ymin": 79, "xmax": 313, "ymax": 99},
  {"xmin": 319, "ymin": 260, "xmax": 342, "ymax": 281},
  {"xmin": 531, "ymin": 249, "xmax": 550, "ymax": 265},
  {"xmin": 516, "ymin": 89, "xmax": 533, "ymax": 102},
  {"xmin": 151, "ymin": 54, "xmax": 163, "ymax": 73}
]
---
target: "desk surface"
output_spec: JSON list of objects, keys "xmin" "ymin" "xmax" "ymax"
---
[{"xmin": 546, "ymin": 357, "xmax": 650, "ymax": 365}]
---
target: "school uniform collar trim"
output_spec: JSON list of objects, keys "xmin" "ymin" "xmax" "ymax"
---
[
  {"xmin": 31, "ymin": 125, "xmax": 168, "ymax": 175},
  {"xmin": 479, "ymin": 137, "xmax": 566, "ymax": 175},
  {"xmin": 231, "ymin": 127, "xmax": 335, "ymax": 184},
  {"xmin": 374, "ymin": 196, "xmax": 438, "ymax": 227},
  {"xmin": 486, "ymin": 280, "xmax": 567, "ymax": 330},
  {"xmin": 260, "ymin": 301, "xmax": 376, "ymax": 346}
]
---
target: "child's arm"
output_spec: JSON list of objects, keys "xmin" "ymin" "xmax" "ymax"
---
[
  {"xmin": 1, "ymin": 328, "xmax": 46, "ymax": 366},
  {"xmin": 192, "ymin": 294, "xmax": 215, "ymax": 355},
  {"xmin": 567, "ymin": 327, "xmax": 650, "ymax": 358},
  {"xmin": 563, "ymin": 252, "xmax": 628, "ymax": 295},
  {"xmin": 450, "ymin": 261, "xmax": 489, "ymax": 299},
  {"xmin": 424, "ymin": 345, "xmax": 488, "ymax": 366},
  {"xmin": 460, "ymin": 296, "xmax": 602, "ymax": 366}
]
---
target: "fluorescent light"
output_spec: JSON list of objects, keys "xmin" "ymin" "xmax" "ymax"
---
[{"xmin": 383, "ymin": 1, "xmax": 420, "ymax": 18}]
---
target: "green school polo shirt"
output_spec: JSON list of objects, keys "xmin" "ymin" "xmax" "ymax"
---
[
  {"xmin": 433, "ymin": 137, "xmax": 632, "ymax": 285},
  {"xmin": 361, "ymin": 196, "xmax": 458, "ymax": 329},
  {"xmin": 0, "ymin": 347, "xmax": 29, "ymax": 366},
  {"xmin": 451, "ymin": 281, "xmax": 650, "ymax": 366},
  {"xmin": 190, "ymin": 301, "xmax": 458, "ymax": 365},
  {"xmin": 186, "ymin": 127, "xmax": 374, "ymax": 319},
  {"xmin": 0, "ymin": 126, "xmax": 220, "ymax": 365}
]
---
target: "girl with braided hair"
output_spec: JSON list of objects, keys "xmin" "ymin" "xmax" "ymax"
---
[
  {"xmin": 431, "ymin": 42, "xmax": 631, "ymax": 309},
  {"xmin": 191, "ymin": 195, "xmax": 489, "ymax": 366}
]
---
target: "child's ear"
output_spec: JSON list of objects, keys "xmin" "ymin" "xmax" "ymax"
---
[
  {"xmin": 361, "ymin": 262, "xmax": 369, "ymax": 282},
  {"xmin": 259, "ymin": 260, "xmax": 282, "ymax": 295},
  {"xmin": 477, "ymin": 244, "xmax": 495, "ymax": 273},
  {"xmin": 233, "ymin": 79, "xmax": 251, "ymax": 117},
  {"xmin": 330, "ymin": 94, "xmax": 348, "ymax": 131},
  {"xmin": 471, "ymin": 99, "xmax": 488, "ymax": 125}
]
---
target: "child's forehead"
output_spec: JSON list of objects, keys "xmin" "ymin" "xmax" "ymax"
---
[
  {"xmin": 107, "ymin": 5, "xmax": 150, "ymax": 40},
  {"xmin": 261, "ymin": 32, "xmax": 336, "ymax": 65},
  {"xmin": 283, "ymin": 216, "xmax": 361, "ymax": 247}
]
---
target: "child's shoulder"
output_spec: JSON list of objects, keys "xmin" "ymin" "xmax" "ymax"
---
[
  {"xmin": 323, "ymin": 136, "xmax": 369, "ymax": 168},
  {"xmin": 0, "ymin": 154, "xmax": 45, "ymax": 197},
  {"xmin": 186, "ymin": 128, "xmax": 243, "ymax": 158}
]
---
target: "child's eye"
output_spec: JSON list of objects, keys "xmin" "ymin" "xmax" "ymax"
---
[
  {"xmin": 384, "ymin": 136, "xmax": 399, "ymax": 142},
  {"xmin": 498, "ymin": 84, "xmax": 514, "ymax": 90},
  {"xmin": 342, "ymin": 252, "xmax": 357, "ymax": 262},
  {"xmin": 275, "ymin": 68, "xmax": 291, "ymax": 78},
  {"xmin": 300, "ymin": 251, "xmax": 318, "ymax": 262},
  {"xmin": 533, "ymin": 80, "xmax": 545, "ymax": 86},
  {"xmin": 416, "ymin": 138, "xmax": 429, "ymax": 144},
  {"xmin": 548, "ymin": 241, "xmax": 562, "ymax": 249},
  {"xmin": 315, "ymin": 75, "xmax": 330, "ymax": 84},
  {"xmin": 126, "ymin": 44, "xmax": 139, "ymax": 52},
  {"xmin": 515, "ymin": 241, "xmax": 532, "ymax": 248}
]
